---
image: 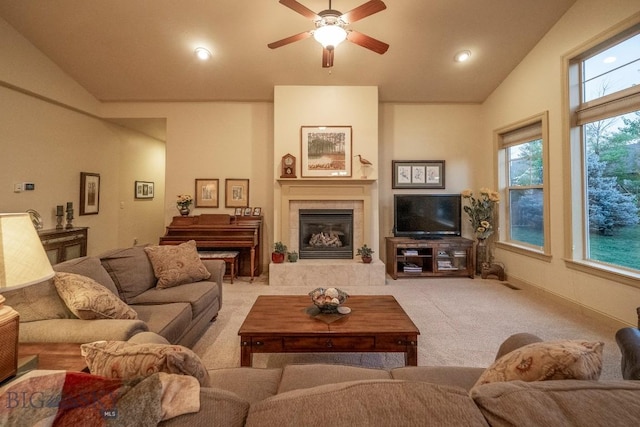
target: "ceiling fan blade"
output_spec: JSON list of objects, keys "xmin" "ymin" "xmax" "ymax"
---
[
  {"xmin": 279, "ymin": 0, "xmax": 319, "ymax": 20},
  {"xmin": 340, "ymin": 0, "xmax": 386, "ymax": 24},
  {"xmin": 322, "ymin": 48, "xmax": 334, "ymax": 68},
  {"xmin": 268, "ymin": 31, "xmax": 312, "ymax": 49},
  {"xmin": 347, "ymin": 30, "xmax": 389, "ymax": 54}
]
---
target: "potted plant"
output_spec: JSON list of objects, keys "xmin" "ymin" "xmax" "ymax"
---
[
  {"xmin": 272, "ymin": 241, "xmax": 287, "ymax": 264},
  {"xmin": 356, "ymin": 244, "xmax": 374, "ymax": 264},
  {"xmin": 176, "ymin": 194, "xmax": 193, "ymax": 216},
  {"xmin": 287, "ymin": 250, "xmax": 298, "ymax": 263}
]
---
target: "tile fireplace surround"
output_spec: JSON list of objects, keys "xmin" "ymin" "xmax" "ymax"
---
[{"xmin": 270, "ymin": 180, "xmax": 385, "ymax": 286}]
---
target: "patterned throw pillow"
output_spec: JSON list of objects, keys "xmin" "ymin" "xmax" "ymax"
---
[
  {"xmin": 144, "ymin": 240, "xmax": 211, "ymax": 289},
  {"xmin": 473, "ymin": 340, "xmax": 604, "ymax": 388},
  {"xmin": 53, "ymin": 272, "xmax": 138, "ymax": 320},
  {"xmin": 81, "ymin": 340, "xmax": 210, "ymax": 386}
]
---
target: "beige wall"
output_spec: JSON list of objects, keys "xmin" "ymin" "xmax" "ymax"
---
[
  {"xmin": 378, "ymin": 103, "xmax": 485, "ymax": 252},
  {"xmin": 101, "ymin": 101, "xmax": 274, "ymax": 268},
  {"xmin": 0, "ymin": 17, "xmax": 166, "ymax": 255},
  {"xmin": 2, "ymin": 1, "xmax": 640, "ymax": 325},
  {"xmin": 273, "ymin": 85, "xmax": 380, "ymax": 254},
  {"xmin": 481, "ymin": 0, "xmax": 640, "ymax": 326}
]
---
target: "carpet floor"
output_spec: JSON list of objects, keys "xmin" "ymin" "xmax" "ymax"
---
[{"xmin": 192, "ymin": 275, "xmax": 625, "ymax": 380}]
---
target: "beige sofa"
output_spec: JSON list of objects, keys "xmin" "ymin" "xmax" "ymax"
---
[
  {"xmin": 3, "ymin": 331, "xmax": 640, "ymax": 425},
  {"xmin": 2, "ymin": 245, "xmax": 224, "ymax": 347},
  {"xmin": 159, "ymin": 332, "xmax": 640, "ymax": 426}
]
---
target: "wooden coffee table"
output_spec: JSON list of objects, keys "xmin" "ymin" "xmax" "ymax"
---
[{"xmin": 238, "ymin": 295, "xmax": 420, "ymax": 367}]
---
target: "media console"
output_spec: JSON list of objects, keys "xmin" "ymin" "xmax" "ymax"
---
[{"xmin": 385, "ymin": 236, "xmax": 474, "ymax": 279}]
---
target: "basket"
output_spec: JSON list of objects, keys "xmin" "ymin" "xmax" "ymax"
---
[
  {"xmin": 0, "ymin": 307, "xmax": 19, "ymax": 383},
  {"xmin": 309, "ymin": 287, "xmax": 348, "ymax": 314}
]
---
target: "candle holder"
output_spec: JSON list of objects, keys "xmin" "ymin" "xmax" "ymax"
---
[
  {"xmin": 56, "ymin": 213, "xmax": 64, "ymax": 229},
  {"xmin": 65, "ymin": 209, "xmax": 74, "ymax": 229}
]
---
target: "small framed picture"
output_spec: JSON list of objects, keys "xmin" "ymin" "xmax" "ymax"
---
[
  {"xmin": 80, "ymin": 172, "xmax": 100, "ymax": 215},
  {"xmin": 243, "ymin": 207, "xmax": 253, "ymax": 216},
  {"xmin": 225, "ymin": 178, "xmax": 249, "ymax": 208},
  {"xmin": 252, "ymin": 207, "xmax": 262, "ymax": 216},
  {"xmin": 134, "ymin": 181, "xmax": 154, "ymax": 199},
  {"xmin": 234, "ymin": 207, "xmax": 243, "ymax": 216},
  {"xmin": 195, "ymin": 178, "xmax": 219, "ymax": 208},
  {"xmin": 392, "ymin": 160, "xmax": 445, "ymax": 189}
]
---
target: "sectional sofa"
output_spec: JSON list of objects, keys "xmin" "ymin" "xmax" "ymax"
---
[
  {"xmin": 2, "ymin": 243, "xmax": 224, "ymax": 347},
  {"xmin": 3, "ymin": 332, "xmax": 640, "ymax": 426}
]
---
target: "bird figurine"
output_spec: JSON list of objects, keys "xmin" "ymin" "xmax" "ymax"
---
[{"xmin": 354, "ymin": 154, "xmax": 373, "ymax": 178}]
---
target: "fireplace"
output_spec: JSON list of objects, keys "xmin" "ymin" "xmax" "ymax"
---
[{"xmin": 299, "ymin": 209, "xmax": 354, "ymax": 259}]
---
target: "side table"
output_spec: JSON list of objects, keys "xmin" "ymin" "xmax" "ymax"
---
[{"xmin": 18, "ymin": 343, "xmax": 87, "ymax": 372}]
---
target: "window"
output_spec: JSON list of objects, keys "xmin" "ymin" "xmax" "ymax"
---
[
  {"xmin": 566, "ymin": 23, "xmax": 640, "ymax": 279},
  {"xmin": 496, "ymin": 113, "xmax": 550, "ymax": 257}
]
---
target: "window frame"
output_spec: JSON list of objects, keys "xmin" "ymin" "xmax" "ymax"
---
[
  {"xmin": 495, "ymin": 112, "xmax": 551, "ymax": 261},
  {"xmin": 563, "ymin": 17, "xmax": 640, "ymax": 287}
]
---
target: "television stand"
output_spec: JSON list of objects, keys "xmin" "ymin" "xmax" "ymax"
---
[
  {"xmin": 386, "ymin": 236, "xmax": 474, "ymax": 279},
  {"xmin": 413, "ymin": 236, "xmax": 443, "ymax": 240}
]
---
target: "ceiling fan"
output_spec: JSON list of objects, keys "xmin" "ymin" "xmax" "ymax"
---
[{"xmin": 268, "ymin": 0, "xmax": 389, "ymax": 68}]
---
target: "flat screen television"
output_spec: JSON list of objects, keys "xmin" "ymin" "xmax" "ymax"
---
[{"xmin": 393, "ymin": 194, "xmax": 462, "ymax": 238}]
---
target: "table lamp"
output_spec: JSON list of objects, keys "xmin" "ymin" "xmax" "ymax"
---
[{"xmin": 0, "ymin": 213, "xmax": 54, "ymax": 383}]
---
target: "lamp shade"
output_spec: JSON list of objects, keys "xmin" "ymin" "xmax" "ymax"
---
[
  {"xmin": 313, "ymin": 25, "xmax": 347, "ymax": 49},
  {"xmin": 0, "ymin": 213, "xmax": 54, "ymax": 292}
]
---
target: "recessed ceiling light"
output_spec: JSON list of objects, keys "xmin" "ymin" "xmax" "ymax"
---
[
  {"xmin": 454, "ymin": 50, "xmax": 472, "ymax": 63},
  {"xmin": 194, "ymin": 47, "xmax": 212, "ymax": 60}
]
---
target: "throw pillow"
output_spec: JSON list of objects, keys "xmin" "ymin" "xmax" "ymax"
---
[
  {"xmin": 81, "ymin": 340, "xmax": 210, "ymax": 386},
  {"xmin": 144, "ymin": 240, "xmax": 211, "ymax": 289},
  {"xmin": 473, "ymin": 340, "xmax": 604, "ymax": 388},
  {"xmin": 53, "ymin": 272, "xmax": 138, "ymax": 320}
]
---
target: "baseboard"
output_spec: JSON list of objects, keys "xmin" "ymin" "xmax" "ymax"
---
[{"xmin": 506, "ymin": 275, "xmax": 631, "ymax": 329}]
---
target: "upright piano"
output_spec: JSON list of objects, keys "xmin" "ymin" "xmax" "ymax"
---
[{"xmin": 159, "ymin": 214, "xmax": 262, "ymax": 280}]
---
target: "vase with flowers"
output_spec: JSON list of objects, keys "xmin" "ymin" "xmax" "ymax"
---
[
  {"xmin": 462, "ymin": 188, "xmax": 500, "ymax": 274},
  {"xmin": 176, "ymin": 194, "xmax": 193, "ymax": 216}
]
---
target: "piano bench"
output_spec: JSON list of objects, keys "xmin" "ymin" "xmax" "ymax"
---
[{"xmin": 198, "ymin": 251, "xmax": 240, "ymax": 284}]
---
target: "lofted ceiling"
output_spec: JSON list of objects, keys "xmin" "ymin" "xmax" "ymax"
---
[{"xmin": 0, "ymin": 0, "xmax": 576, "ymax": 104}]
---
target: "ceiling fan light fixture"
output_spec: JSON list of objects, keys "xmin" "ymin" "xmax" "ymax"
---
[
  {"xmin": 313, "ymin": 25, "xmax": 347, "ymax": 49},
  {"xmin": 194, "ymin": 47, "xmax": 212, "ymax": 61},
  {"xmin": 454, "ymin": 50, "xmax": 472, "ymax": 63}
]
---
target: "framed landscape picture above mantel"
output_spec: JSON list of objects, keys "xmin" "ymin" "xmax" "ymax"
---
[
  {"xmin": 301, "ymin": 126, "xmax": 352, "ymax": 177},
  {"xmin": 392, "ymin": 160, "xmax": 445, "ymax": 189}
]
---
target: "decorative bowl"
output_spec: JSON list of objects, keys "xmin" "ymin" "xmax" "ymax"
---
[{"xmin": 309, "ymin": 287, "xmax": 349, "ymax": 314}]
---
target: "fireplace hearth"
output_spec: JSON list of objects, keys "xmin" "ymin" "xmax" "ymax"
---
[{"xmin": 299, "ymin": 209, "xmax": 353, "ymax": 259}]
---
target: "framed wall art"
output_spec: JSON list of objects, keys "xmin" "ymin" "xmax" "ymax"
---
[
  {"xmin": 134, "ymin": 181, "xmax": 154, "ymax": 199},
  {"xmin": 301, "ymin": 125, "xmax": 352, "ymax": 177},
  {"xmin": 195, "ymin": 178, "xmax": 219, "ymax": 208},
  {"xmin": 392, "ymin": 160, "xmax": 445, "ymax": 189},
  {"xmin": 80, "ymin": 172, "xmax": 100, "ymax": 215},
  {"xmin": 225, "ymin": 178, "xmax": 249, "ymax": 208}
]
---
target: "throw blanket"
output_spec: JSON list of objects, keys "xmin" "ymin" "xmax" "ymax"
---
[{"xmin": 0, "ymin": 370, "xmax": 199, "ymax": 426}]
